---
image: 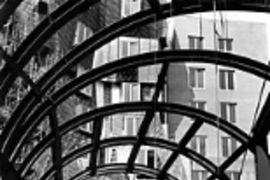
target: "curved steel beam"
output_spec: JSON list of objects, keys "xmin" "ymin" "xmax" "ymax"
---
[
  {"xmin": 18, "ymin": 102, "xmax": 249, "ymax": 177},
  {"xmin": 1, "ymin": 0, "xmax": 270, "ymax": 95},
  {"xmin": 3, "ymin": 0, "xmax": 270, "ymax": 155},
  {"xmin": 0, "ymin": 0, "xmax": 100, "ymax": 98},
  {"xmin": 71, "ymin": 163, "xmax": 177, "ymax": 180},
  {"xmin": 37, "ymin": 137, "xmax": 227, "ymax": 180},
  {"xmin": 4, "ymin": 50, "xmax": 265, "ymax": 161}
]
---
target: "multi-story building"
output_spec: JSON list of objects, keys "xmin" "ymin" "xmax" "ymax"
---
[
  {"xmin": 167, "ymin": 15, "xmax": 269, "ymax": 180},
  {"xmin": 69, "ymin": 1, "xmax": 169, "ymax": 179}
]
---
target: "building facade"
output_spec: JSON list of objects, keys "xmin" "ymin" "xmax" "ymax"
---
[{"xmin": 167, "ymin": 15, "xmax": 269, "ymax": 180}]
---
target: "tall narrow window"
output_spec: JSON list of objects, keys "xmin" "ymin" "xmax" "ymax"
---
[
  {"xmin": 219, "ymin": 70, "xmax": 235, "ymax": 90},
  {"xmin": 191, "ymin": 136, "xmax": 207, "ymax": 156},
  {"xmin": 219, "ymin": 38, "xmax": 233, "ymax": 52},
  {"xmin": 222, "ymin": 137, "xmax": 237, "ymax": 157},
  {"xmin": 147, "ymin": 150, "xmax": 155, "ymax": 168},
  {"xmin": 220, "ymin": 102, "xmax": 236, "ymax": 123},
  {"xmin": 110, "ymin": 148, "xmax": 117, "ymax": 163},
  {"xmin": 189, "ymin": 36, "xmax": 204, "ymax": 49},
  {"xmin": 189, "ymin": 68, "xmax": 205, "ymax": 88}
]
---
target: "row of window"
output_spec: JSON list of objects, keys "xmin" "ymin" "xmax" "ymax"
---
[
  {"xmin": 191, "ymin": 135, "xmax": 237, "ymax": 158},
  {"xmin": 189, "ymin": 35, "xmax": 233, "ymax": 51},
  {"xmin": 190, "ymin": 68, "xmax": 235, "ymax": 90},
  {"xmin": 103, "ymin": 82, "xmax": 163, "ymax": 104},
  {"xmin": 192, "ymin": 101, "xmax": 236, "ymax": 123}
]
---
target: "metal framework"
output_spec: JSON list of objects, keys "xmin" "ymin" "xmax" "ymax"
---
[{"xmin": 0, "ymin": 0, "xmax": 270, "ymax": 180}]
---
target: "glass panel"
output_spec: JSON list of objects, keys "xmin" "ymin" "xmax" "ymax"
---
[
  {"xmin": 130, "ymin": 41, "xmax": 138, "ymax": 55},
  {"xmin": 222, "ymin": 137, "xmax": 228, "ymax": 157},
  {"xmin": 220, "ymin": 102, "xmax": 227, "ymax": 120},
  {"xmin": 147, "ymin": 150, "xmax": 155, "ymax": 168},
  {"xmin": 126, "ymin": 117, "xmax": 134, "ymax": 136},
  {"xmin": 219, "ymin": 70, "xmax": 226, "ymax": 89},
  {"xmin": 219, "ymin": 39, "xmax": 225, "ymax": 51},
  {"xmin": 189, "ymin": 68, "xmax": 196, "ymax": 87},
  {"xmin": 191, "ymin": 137, "xmax": 197, "ymax": 151},
  {"xmin": 121, "ymin": 41, "xmax": 129, "ymax": 57},
  {"xmin": 198, "ymin": 38, "xmax": 203, "ymax": 49},
  {"xmin": 229, "ymin": 104, "xmax": 236, "ymax": 123},
  {"xmin": 228, "ymin": 71, "xmax": 234, "ymax": 89},
  {"xmin": 103, "ymin": 82, "xmax": 111, "ymax": 105},
  {"xmin": 199, "ymin": 136, "xmax": 206, "ymax": 156},
  {"xmin": 198, "ymin": 69, "xmax": 204, "ymax": 88},
  {"xmin": 231, "ymin": 138, "xmax": 237, "ymax": 153},
  {"xmin": 189, "ymin": 36, "xmax": 195, "ymax": 49},
  {"xmin": 192, "ymin": 170, "xmax": 199, "ymax": 180},
  {"xmin": 124, "ymin": 0, "xmax": 131, "ymax": 16},
  {"xmin": 122, "ymin": 83, "xmax": 131, "ymax": 102},
  {"xmin": 227, "ymin": 39, "xmax": 233, "ymax": 51}
]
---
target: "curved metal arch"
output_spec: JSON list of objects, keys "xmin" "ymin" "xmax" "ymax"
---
[
  {"xmin": 37, "ymin": 137, "xmax": 228, "ymax": 180},
  {"xmin": 0, "ymin": 0, "xmax": 100, "ymax": 97},
  {"xmin": 3, "ymin": 0, "xmax": 270, "ymax": 154},
  {"xmin": 42, "ymin": 163, "xmax": 177, "ymax": 180},
  {"xmin": 19, "ymin": 102, "xmax": 248, "ymax": 178},
  {"xmin": 1, "ymin": 0, "xmax": 270, "ymax": 29},
  {"xmin": 71, "ymin": 163, "xmax": 177, "ymax": 180},
  {"xmin": 4, "ymin": 50, "xmax": 265, "ymax": 161},
  {"xmin": 1, "ymin": 0, "xmax": 270, "ymax": 95}
]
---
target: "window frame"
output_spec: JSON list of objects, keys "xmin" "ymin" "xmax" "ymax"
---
[
  {"xmin": 222, "ymin": 136, "xmax": 237, "ymax": 157},
  {"xmin": 189, "ymin": 67, "xmax": 205, "ymax": 89},
  {"xmin": 220, "ymin": 102, "xmax": 237, "ymax": 123},
  {"xmin": 120, "ymin": 38, "xmax": 139, "ymax": 58},
  {"xmin": 188, "ymin": 35, "xmax": 204, "ymax": 50},
  {"xmin": 218, "ymin": 38, "xmax": 233, "ymax": 52},
  {"xmin": 191, "ymin": 135, "xmax": 207, "ymax": 156},
  {"xmin": 219, "ymin": 69, "xmax": 235, "ymax": 90},
  {"xmin": 122, "ymin": 82, "xmax": 141, "ymax": 102}
]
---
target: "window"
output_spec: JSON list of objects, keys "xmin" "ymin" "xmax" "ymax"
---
[
  {"xmin": 219, "ymin": 70, "xmax": 235, "ymax": 90},
  {"xmin": 120, "ymin": 39, "xmax": 139, "ymax": 57},
  {"xmin": 219, "ymin": 38, "xmax": 233, "ymax": 52},
  {"xmin": 226, "ymin": 171, "xmax": 240, "ymax": 180},
  {"xmin": 117, "ymin": 39, "xmax": 139, "ymax": 82},
  {"xmin": 189, "ymin": 36, "xmax": 204, "ymax": 49},
  {"xmin": 107, "ymin": 115, "xmax": 125, "ymax": 135},
  {"xmin": 74, "ymin": 21, "xmax": 93, "ymax": 45},
  {"xmin": 103, "ymin": 82, "xmax": 121, "ymax": 105},
  {"xmin": 122, "ymin": 83, "xmax": 140, "ymax": 102},
  {"xmin": 222, "ymin": 137, "xmax": 237, "ymax": 157},
  {"xmin": 191, "ymin": 136, "xmax": 207, "ymax": 156},
  {"xmin": 220, "ymin": 102, "xmax": 236, "ymax": 123},
  {"xmin": 147, "ymin": 150, "xmax": 155, "ymax": 168},
  {"xmin": 191, "ymin": 170, "xmax": 208, "ymax": 180},
  {"xmin": 191, "ymin": 101, "xmax": 206, "ymax": 111},
  {"xmin": 189, "ymin": 68, "xmax": 205, "ymax": 88},
  {"xmin": 122, "ymin": 0, "xmax": 141, "ymax": 17},
  {"xmin": 141, "ymin": 83, "xmax": 155, "ymax": 101},
  {"xmin": 110, "ymin": 148, "xmax": 117, "ymax": 163}
]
